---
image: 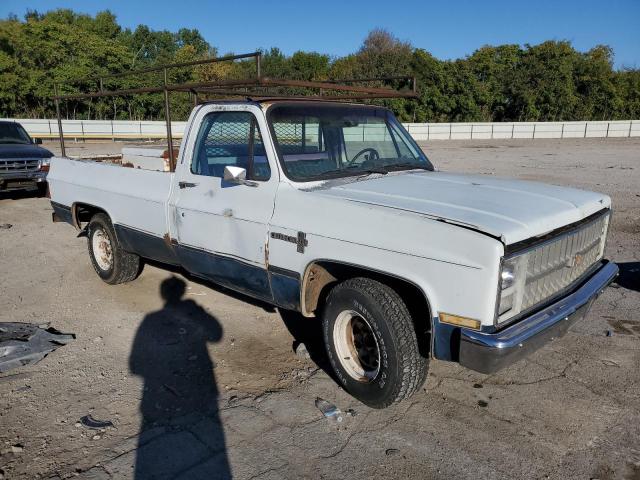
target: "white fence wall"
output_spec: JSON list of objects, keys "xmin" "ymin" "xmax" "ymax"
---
[
  {"xmin": 403, "ymin": 120, "xmax": 640, "ymax": 140},
  {"xmin": 5, "ymin": 118, "xmax": 640, "ymax": 141}
]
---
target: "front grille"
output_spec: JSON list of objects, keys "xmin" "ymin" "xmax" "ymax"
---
[
  {"xmin": 0, "ymin": 158, "xmax": 41, "ymax": 173},
  {"xmin": 521, "ymin": 213, "xmax": 608, "ymax": 311}
]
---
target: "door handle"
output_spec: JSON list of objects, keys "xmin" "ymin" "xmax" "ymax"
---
[{"xmin": 178, "ymin": 181, "xmax": 198, "ymax": 189}]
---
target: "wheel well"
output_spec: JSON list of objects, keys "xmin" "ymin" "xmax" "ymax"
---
[
  {"xmin": 302, "ymin": 261, "xmax": 432, "ymax": 358},
  {"xmin": 71, "ymin": 203, "xmax": 109, "ymax": 230}
]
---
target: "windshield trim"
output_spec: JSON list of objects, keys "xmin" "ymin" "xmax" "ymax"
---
[{"xmin": 265, "ymin": 102, "xmax": 434, "ymax": 183}]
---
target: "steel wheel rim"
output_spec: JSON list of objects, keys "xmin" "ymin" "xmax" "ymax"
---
[
  {"xmin": 333, "ymin": 310, "xmax": 381, "ymax": 382},
  {"xmin": 92, "ymin": 227, "xmax": 113, "ymax": 271}
]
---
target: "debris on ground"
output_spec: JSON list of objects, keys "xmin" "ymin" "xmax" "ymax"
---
[
  {"xmin": 0, "ymin": 323, "xmax": 74, "ymax": 373},
  {"xmin": 345, "ymin": 408, "xmax": 357, "ymax": 417},
  {"xmin": 294, "ymin": 341, "xmax": 310, "ymax": 359},
  {"xmin": 385, "ymin": 448, "xmax": 400, "ymax": 456},
  {"xmin": 79, "ymin": 414, "xmax": 114, "ymax": 430},
  {"xmin": 315, "ymin": 397, "xmax": 343, "ymax": 423},
  {"xmin": 0, "ymin": 223, "xmax": 12, "ymax": 229}
]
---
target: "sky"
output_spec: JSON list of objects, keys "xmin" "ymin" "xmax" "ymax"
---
[{"xmin": 2, "ymin": 0, "xmax": 639, "ymax": 69}]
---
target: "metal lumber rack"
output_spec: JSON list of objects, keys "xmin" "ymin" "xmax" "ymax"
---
[{"xmin": 53, "ymin": 51, "xmax": 417, "ymax": 170}]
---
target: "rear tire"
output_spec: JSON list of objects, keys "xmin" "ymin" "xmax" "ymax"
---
[
  {"xmin": 87, "ymin": 213, "xmax": 141, "ymax": 284},
  {"xmin": 322, "ymin": 277, "xmax": 428, "ymax": 408}
]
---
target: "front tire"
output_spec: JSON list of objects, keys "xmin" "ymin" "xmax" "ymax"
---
[
  {"xmin": 36, "ymin": 182, "xmax": 48, "ymax": 197},
  {"xmin": 322, "ymin": 277, "xmax": 428, "ymax": 408},
  {"xmin": 87, "ymin": 213, "xmax": 141, "ymax": 284}
]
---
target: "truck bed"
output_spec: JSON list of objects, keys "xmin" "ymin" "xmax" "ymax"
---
[{"xmin": 48, "ymin": 157, "xmax": 172, "ymax": 239}]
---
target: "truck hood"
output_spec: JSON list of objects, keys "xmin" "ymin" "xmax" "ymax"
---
[
  {"xmin": 0, "ymin": 144, "xmax": 53, "ymax": 159},
  {"xmin": 311, "ymin": 171, "xmax": 610, "ymax": 245}
]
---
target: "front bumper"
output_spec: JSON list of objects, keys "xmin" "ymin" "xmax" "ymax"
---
[
  {"xmin": 459, "ymin": 261, "xmax": 619, "ymax": 374},
  {"xmin": 0, "ymin": 171, "xmax": 47, "ymax": 191}
]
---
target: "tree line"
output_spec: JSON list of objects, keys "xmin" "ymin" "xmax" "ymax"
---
[{"xmin": 1, "ymin": 9, "xmax": 638, "ymax": 122}]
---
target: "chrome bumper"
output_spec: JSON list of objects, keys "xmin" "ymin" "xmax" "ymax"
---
[
  {"xmin": 459, "ymin": 261, "xmax": 619, "ymax": 374},
  {"xmin": 0, "ymin": 171, "xmax": 47, "ymax": 190}
]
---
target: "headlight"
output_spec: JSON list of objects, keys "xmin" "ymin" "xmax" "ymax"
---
[
  {"xmin": 40, "ymin": 157, "xmax": 51, "ymax": 171},
  {"xmin": 496, "ymin": 254, "xmax": 528, "ymax": 323}
]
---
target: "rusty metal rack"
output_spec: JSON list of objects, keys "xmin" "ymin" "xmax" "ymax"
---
[{"xmin": 53, "ymin": 51, "xmax": 417, "ymax": 170}]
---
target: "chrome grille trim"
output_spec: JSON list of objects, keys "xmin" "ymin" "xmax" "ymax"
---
[
  {"xmin": 0, "ymin": 158, "xmax": 41, "ymax": 173},
  {"xmin": 497, "ymin": 210, "xmax": 610, "ymax": 325},
  {"xmin": 521, "ymin": 214, "xmax": 606, "ymax": 311}
]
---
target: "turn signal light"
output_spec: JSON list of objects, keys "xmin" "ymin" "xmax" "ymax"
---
[{"xmin": 439, "ymin": 312, "xmax": 481, "ymax": 330}]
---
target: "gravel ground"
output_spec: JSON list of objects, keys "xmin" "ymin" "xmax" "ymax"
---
[{"xmin": 0, "ymin": 138, "xmax": 638, "ymax": 480}]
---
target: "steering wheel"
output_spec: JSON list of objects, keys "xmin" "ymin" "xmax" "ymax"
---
[{"xmin": 348, "ymin": 147, "xmax": 380, "ymax": 166}]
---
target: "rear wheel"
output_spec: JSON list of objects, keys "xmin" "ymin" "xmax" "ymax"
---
[
  {"xmin": 87, "ymin": 213, "xmax": 141, "ymax": 284},
  {"xmin": 322, "ymin": 277, "xmax": 428, "ymax": 408}
]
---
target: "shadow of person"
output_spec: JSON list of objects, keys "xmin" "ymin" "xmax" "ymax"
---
[{"xmin": 129, "ymin": 276, "xmax": 231, "ymax": 479}]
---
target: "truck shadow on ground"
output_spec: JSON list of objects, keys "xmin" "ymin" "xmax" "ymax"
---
[
  {"xmin": 0, "ymin": 187, "xmax": 44, "ymax": 201},
  {"xmin": 614, "ymin": 262, "xmax": 640, "ymax": 293},
  {"xmin": 129, "ymin": 276, "xmax": 231, "ymax": 479}
]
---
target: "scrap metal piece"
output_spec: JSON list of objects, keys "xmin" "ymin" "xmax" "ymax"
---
[
  {"xmin": 80, "ymin": 414, "xmax": 114, "ymax": 430},
  {"xmin": 0, "ymin": 323, "xmax": 75, "ymax": 373}
]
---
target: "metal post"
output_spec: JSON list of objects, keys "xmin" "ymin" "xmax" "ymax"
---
[
  {"xmin": 163, "ymin": 68, "xmax": 176, "ymax": 172},
  {"xmin": 629, "ymin": 121, "xmax": 633, "ymax": 138},
  {"xmin": 54, "ymin": 84, "xmax": 66, "ymax": 157},
  {"xmin": 606, "ymin": 122, "xmax": 610, "ymax": 138},
  {"xmin": 470, "ymin": 124, "xmax": 473, "ymax": 140},
  {"xmin": 561, "ymin": 123, "xmax": 564, "ymax": 139},
  {"xmin": 491, "ymin": 124, "xmax": 494, "ymax": 139},
  {"xmin": 511, "ymin": 124, "xmax": 515, "ymax": 139},
  {"xmin": 584, "ymin": 122, "xmax": 588, "ymax": 138},
  {"xmin": 256, "ymin": 53, "xmax": 262, "ymax": 79},
  {"xmin": 532, "ymin": 123, "xmax": 536, "ymax": 139}
]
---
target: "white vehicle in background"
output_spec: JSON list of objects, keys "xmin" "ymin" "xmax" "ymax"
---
[{"xmin": 48, "ymin": 99, "xmax": 618, "ymax": 408}]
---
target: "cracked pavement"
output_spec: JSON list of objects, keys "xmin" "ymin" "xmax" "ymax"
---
[{"xmin": 0, "ymin": 138, "xmax": 638, "ymax": 479}]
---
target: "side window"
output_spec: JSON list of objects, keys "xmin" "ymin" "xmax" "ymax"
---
[{"xmin": 191, "ymin": 111, "xmax": 270, "ymax": 181}]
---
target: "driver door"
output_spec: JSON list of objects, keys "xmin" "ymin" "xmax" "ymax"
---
[{"xmin": 168, "ymin": 105, "xmax": 278, "ymax": 301}]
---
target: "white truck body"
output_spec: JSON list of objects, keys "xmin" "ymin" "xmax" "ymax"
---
[{"xmin": 48, "ymin": 100, "xmax": 618, "ymax": 403}]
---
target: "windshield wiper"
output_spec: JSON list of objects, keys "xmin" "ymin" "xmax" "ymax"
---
[
  {"xmin": 1, "ymin": 140, "xmax": 30, "ymax": 145},
  {"xmin": 320, "ymin": 166, "xmax": 389, "ymax": 178},
  {"xmin": 384, "ymin": 162, "xmax": 432, "ymax": 171}
]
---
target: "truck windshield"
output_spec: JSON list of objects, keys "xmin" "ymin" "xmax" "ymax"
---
[
  {"xmin": 0, "ymin": 123, "xmax": 32, "ymax": 145},
  {"xmin": 267, "ymin": 103, "xmax": 433, "ymax": 182}
]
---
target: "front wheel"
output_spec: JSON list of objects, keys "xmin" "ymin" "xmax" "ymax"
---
[
  {"xmin": 322, "ymin": 277, "xmax": 428, "ymax": 408},
  {"xmin": 87, "ymin": 213, "xmax": 142, "ymax": 284}
]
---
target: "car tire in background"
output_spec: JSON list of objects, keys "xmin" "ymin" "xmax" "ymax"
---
[
  {"xmin": 322, "ymin": 277, "xmax": 428, "ymax": 408},
  {"xmin": 36, "ymin": 182, "xmax": 48, "ymax": 197},
  {"xmin": 87, "ymin": 213, "xmax": 142, "ymax": 284}
]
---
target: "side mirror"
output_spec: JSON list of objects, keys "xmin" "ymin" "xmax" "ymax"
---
[
  {"xmin": 34, "ymin": 138, "xmax": 43, "ymax": 145},
  {"xmin": 223, "ymin": 166, "xmax": 258, "ymax": 187}
]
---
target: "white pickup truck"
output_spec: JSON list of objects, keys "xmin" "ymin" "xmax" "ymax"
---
[{"xmin": 48, "ymin": 100, "xmax": 618, "ymax": 408}]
